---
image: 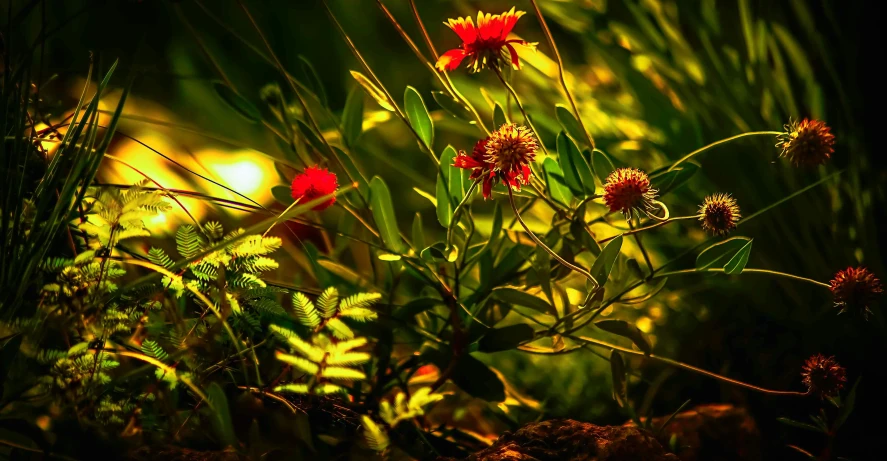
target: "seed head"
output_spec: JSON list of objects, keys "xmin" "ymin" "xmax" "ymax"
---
[
  {"xmin": 485, "ymin": 123, "xmax": 537, "ymax": 182},
  {"xmin": 830, "ymin": 266, "xmax": 883, "ymax": 319},
  {"xmin": 777, "ymin": 118, "xmax": 835, "ymax": 167},
  {"xmin": 699, "ymin": 193, "xmax": 741, "ymax": 235},
  {"xmin": 603, "ymin": 168, "xmax": 657, "ymax": 217},
  {"xmin": 801, "ymin": 354, "xmax": 847, "ymax": 398}
]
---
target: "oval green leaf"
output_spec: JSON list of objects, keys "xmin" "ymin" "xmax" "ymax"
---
[
  {"xmin": 491, "ymin": 287, "xmax": 556, "ymax": 316},
  {"xmin": 696, "ymin": 237, "xmax": 752, "ymax": 271},
  {"xmin": 478, "ymin": 324, "xmax": 535, "ymax": 352},
  {"xmin": 213, "ymin": 82, "xmax": 261, "ymax": 122},
  {"xmin": 557, "ymin": 131, "xmax": 595, "ymax": 196},
  {"xmin": 543, "ymin": 158, "xmax": 573, "ymax": 206},
  {"xmin": 405, "ymin": 86, "xmax": 434, "ymax": 149},
  {"xmin": 724, "ymin": 238, "xmax": 753, "ymax": 274},
  {"xmin": 493, "ymin": 103, "xmax": 508, "ymax": 129},
  {"xmin": 350, "ymin": 70, "xmax": 394, "ymax": 112},
  {"xmin": 591, "ymin": 148, "xmax": 616, "ymax": 184},
  {"xmin": 596, "ymin": 319, "xmax": 652, "ymax": 354},
  {"xmin": 432, "ymin": 91, "xmax": 472, "ymax": 121},
  {"xmin": 369, "ymin": 176, "xmax": 405, "ymax": 253},
  {"xmin": 610, "ymin": 351, "xmax": 628, "ymax": 408},
  {"xmin": 341, "ymin": 86, "xmax": 364, "ymax": 148},
  {"xmin": 591, "ymin": 235, "xmax": 623, "ymax": 287},
  {"xmin": 555, "ymin": 105, "xmax": 587, "ymax": 147}
]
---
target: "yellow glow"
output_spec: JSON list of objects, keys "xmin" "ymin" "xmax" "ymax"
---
[
  {"xmin": 636, "ymin": 316, "xmax": 653, "ymax": 333},
  {"xmin": 213, "ymin": 159, "xmax": 265, "ymax": 196}
]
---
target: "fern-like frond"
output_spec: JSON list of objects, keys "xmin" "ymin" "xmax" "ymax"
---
[
  {"xmin": 361, "ymin": 416, "xmax": 390, "ymax": 452},
  {"xmin": 116, "ymin": 227, "xmax": 151, "ymax": 241},
  {"xmin": 176, "ymin": 225, "xmax": 205, "ymax": 259},
  {"xmin": 338, "ymin": 307, "xmax": 377, "ymax": 322},
  {"xmin": 141, "ymin": 340, "xmax": 169, "ymax": 362},
  {"xmin": 283, "ymin": 334, "xmax": 326, "ymax": 363},
  {"xmin": 339, "ymin": 292, "xmax": 382, "ymax": 311},
  {"xmin": 275, "ymin": 351, "xmax": 320, "ymax": 375},
  {"xmin": 314, "ymin": 383, "xmax": 345, "ymax": 395},
  {"xmin": 291, "ymin": 292, "xmax": 320, "ymax": 328},
  {"xmin": 325, "ymin": 351, "xmax": 371, "ymax": 366},
  {"xmin": 408, "ymin": 387, "xmax": 444, "ymax": 414},
  {"xmin": 147, "ymin": 247, "xmax": 175, "ymax": 268},
  {"xmin": 274, "ymin": 383, "xmax": 310, "ymax": 394},
  {"xmin": 333, "ymin": 337, "xmax": 368, "ymax": 353},
  {"xmin": 204, "ymin": 221, "xmax": 224, "ymax": 241},
  {"xmin": 320, "ymin": 366, "xmax": 365, "ymax": 381},
  {"xmin": 316, "ymin": 287, "xmax": 339, "ymax": 319},
  {"xmin": 324, "ymin": 317, "xmax": 354, "ymax": 340}
]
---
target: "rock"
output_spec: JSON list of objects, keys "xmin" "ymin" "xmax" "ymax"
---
[
  {"xmin": 630, "ymin": 404, "xmax": 761, "ymax": 461},
  {"xmin": 441, "ymin": 419, "xmax": 679, "ymax": 461},
  {"xmin": 127, "ymin": 446, "xmax": 247, "ymax": 461}
]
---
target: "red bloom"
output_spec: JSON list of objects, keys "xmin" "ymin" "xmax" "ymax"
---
[
  {"xmin": 436, "ymin": 8, "xmax": 535, "ymax": 73},
  {"xmin": 801, "ymin": 354, "xmax": 847, "ymax": 398},
  {"xmin": 453, "ymin": 124, "xmax": 538, "ymax": 200},
  {"xmin": 830, "ymin": 266, "xmax": 883, "ymax": 318},
  {"xmin": 603, "ymin": 168, "xmax": 657, "ymax": 217},
  {"xmin": 291, "ymin": 166, "xmax": 338, "ymax": 210},
  {"xmin": 776, "ymin": 118, "xmax": 835, "ymax": 167}
]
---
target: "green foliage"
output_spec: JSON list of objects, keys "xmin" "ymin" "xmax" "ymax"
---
[
  {"xmin": 289, "ymin": 287, "xmax": 380, "ymax": 339},
  {"xmin": 271, "ymin": 324, "xmax": 370, "ymax": 395}
]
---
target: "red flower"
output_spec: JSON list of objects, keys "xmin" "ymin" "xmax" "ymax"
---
[
  {"xmin": 776, "ymin": 118, "xmax": 835, "ymax": 167},
  {"xmin": 829, "ymin": 266, "xmax": 883, "ymax": 318},
  {"xmin": 452, "ymin": 124, "xmax": 538, "ymax": 200},
  {"xmin": 603, "ymin": 168, "xmax": 657, "ymax": 217},
  {"xmin": 436, "ymin": 8, "xmax": 535, "ymax": 73},
  {"xmin": 801, "ymin": 354, "xmax": 847, "ymax": 398},
  {"xmin": 291, "ymin": 166, "xmax": 338, "ymax": 210}
]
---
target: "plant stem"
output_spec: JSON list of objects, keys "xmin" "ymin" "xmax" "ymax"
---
[
  {"xmin": 508, "ymin": 187, "xmax": 598, "ymax": 288},
  {"xmin": 528, "ymin": 0, "xmax": 596, "ymax": 149},
  {"xmin": 262, "ymin": 198, "xmax": 301, "ymax": 238},
  {"xmin": 446, "ymin": 180, "xmax": 480, "ymax": 251},
  {"xmin": 598, "ymin": 215, "xmax": 700, "ymax": 244},
  {"xmin": 629, "ymin": 217, "xmax": 654, "ymax": 277},
  {"xmin": 665, "ymin": 131, "xmax": 782, "ymax": 172},
  {"xmin": 491, "ymin": 65, "xmax": 550, "ymax": 157},
  {"xmin": 568, "ymin": 334, "xmax": 809, "ymax": 397}
]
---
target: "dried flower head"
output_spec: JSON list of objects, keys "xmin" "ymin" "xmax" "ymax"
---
[
  {"xmin": 776, "ymin": 118, "xmax": 835, "ymax": 167},
  {"xmin": 603, "ymin": 168, "xmax": 657, "ymax": 217},
  {"xmin": 801, "ymin": 354, "xmax": 847, "ymax": 398},
  {"xmin": 830, "ymin": 266, "xmax": 883, "ymax": 318},
  {"xmin": 699, "ymin": 193, "xmax": 741, "ymax": 235},
  {"xmin": 452, "ymin": 126, "xmax": 537, "ymax": 200},
  {"xmin": 436, "ymin": 8, "xmax": 536, "ymax": 73},
  {"xmin": 291, "ymin": 166, "xmax": 338, "ymax": 211}
]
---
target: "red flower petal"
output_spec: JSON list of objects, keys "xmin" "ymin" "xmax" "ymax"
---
[
  {"xmin": 505, "ymin": 43, "xmax": 521, "ymax": 69},
  {"xmin": 291, "ymin": 166, "xmax": 338, "ymax": 211},
  {"xmin": 436, "ymin": 48, "xmax": 469, "ymax": 72},
  {"xmin": 445, "ymin": 17, "xmax": 477, "ymax": 43}
]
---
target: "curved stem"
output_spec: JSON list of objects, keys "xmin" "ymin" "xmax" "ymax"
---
[
  {"xmin": 491, "ymin": 66, "xmax": 550, "ymax": 157},
  {"xmin": 528, "ymin": 0, "xmax": 595, "ymax": 149},
  {"xmin": 657, "ymin": 268, "xmax": 831, "ymax": 288},
  {"xmin": 569, "ymin": 334, "xmax": 810, "ymax": 397},
  {"xmin": 262, "ymin": 198, "xmax": 301, "ymax": 238},
  {"xmin": 409, "ymin": 0, "xmax": 439, "ymax": 61},
  {"xmin": 446, "ymin": 180, "xmax": 480, "ymax": 251},
  {"xmin": 629, "ymin": 217, "xmax": 654, "ymax": 276},
  {"xmin": 666, "ymin": 131, "xmax": 782, "ymax": 172},
  {"xmin": 598, "ymin": 215, "xmax": 700, "ymax": 244},
  {"xmin": 508, "ymin": 187, "xmax": 598, "ymax": 288}
]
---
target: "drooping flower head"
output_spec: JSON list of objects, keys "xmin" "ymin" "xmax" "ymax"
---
[
  {"xmin": 436, "ymin": 8, "xmax": 536, "ymax": 73},
  {"xmin": 801, "ymin": 354, "xmax": 847, "ymax": 398},
  {"xmin": 699, "ymin": 193, "xmax": 741, "ymax": 235},
  {"xmin": 291, "ymin": 166, "xmax": 338, "ymax": 210},
  {"xmin": 603, "ymin": 168, "xmax": 657, "ymax": 217},
  {"xmin": 829, "ymin": 266, "xmax": 883, "ymax": 318},
  {"xmin": 452, "ymin": 124, "xmax": 538, "ymax": 199},
  {"xmin": 776, "ymin": 118, "xmax": 835, "ymax": 167}
]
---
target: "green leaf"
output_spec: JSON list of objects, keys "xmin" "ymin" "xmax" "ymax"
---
[
  {"xmin": 696, "ymin": 237, "xmax": 753, "ymax": 271},
  {"xmin": 395, "ymin": 297, "xmax": 443, "ymax": 320},
  {"xmin": 207, "ymin": 383, "xmax": 238, "ymax": 448},
  {"xmin": 325, "ymin": 317, "xmax": 355, "ymax": 340},
  {"xmin": 276, "ymin": 352, "xmax": 320, "ymax": 374},
  {"xmin": 454, "ymin": 354, "xmax": 505, "ymax": 402},
  {"xmin": 297, "ymin": 56, "xmax": 327, "ymax": 106},
  {"xmin": 491, "ymin": 287, "xmax": 556, "ymax": 316},
  {"xmin": 350, "ymin": 70, "xmax": 394, "ymax": 111},
  {"xmin": 296, "ymin": 120, "xmax": 326, "ymax": 155},
  {"xmin": 555, "ymin": 105, "xmax": 587, "ymax": 147},
  {"xmin": 332, "ymin": 146, "xmax": 369, "ymax": 200},
  {"xmin": 292, "ymin": 292, "xmax": 320, "ymax": 328},
  {"xmin": 591, "ymin": 235, "xmax": 622, "ymax": 286},
  {"xmin": 543, "ymin": 158, "xmax": 573, "ymax": 206},
  {"xmin": 493, "ymin": 103, "xmax": 508, "ymax": 129},
  {"xmin": 834, "ymin": 378, "xmax": 861, "ymax": 430},
  {"xmin": 212, "ymin": 82, "xmax": 260, "ymax": 122},
  {"xmin": 271, "ymin": 185, "xmax": 294, "ymax": 206},
  {"xmin": 596, "ymin": 319, "xmax": 652, "ymax": 354},
  {"xmin": 478, "ymin": 324, "xmax": 535, "ymax": 352},
  {"xmin": 341, "ymin": 86, "xmax": 364, "ymax": 148},
  {"xmin": 369, "ymin": 176, "xmax": 405, "ymax": 253},
  {"xmin": 591, "ymin": 149, "xmax": 616, "ymax": 184},
  {"xmin": 776, "ymin": 417, "xmax": 824, "ymax": 433},
  {"xmin": 557, "ymin": 131, "xmax": 596, "ymax": 196},
  {"xmin": 432, "ymin": 91, "xmax": 472, "ymax": 121},
  {"xmin": 610, "ymin": 351, "xmax": 628, "ymax": 408},
  {"xmin": 411, "ymin": 212, "xmax": 425, "ymax": 250},
  {"xmin": 361, "ymin": 416, "xmax": 390, "ymax": 452},
  {"xmin": 317, "ymin": 287, "xmax": 339, "ymax": 319},
  {"xmin": 321, "ymin": 366, "xmax": 366, "ymax": 380},
  {"xmin": 651, "ymin": 163, "xmax": 699, "ymax": 197},
  {"xmin": 436, "ymin": 146, "xmax": 463, "ymax": 227},
  {"xmin": 724, "ymin": 239, "xmax": 753, "ymax": 274},
  {"xmin": 405, "ymin": 86, "xmax": 434, "ymax": 148}
]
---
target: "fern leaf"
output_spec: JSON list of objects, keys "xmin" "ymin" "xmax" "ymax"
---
[
  {"xmin": 326, "ymin": 351, "xmax": 371, "ymax": 366},
  {"xmin": 339, "ymin": 292, "xmax": 382, "ymax": 310},
  {"xmin": 320, "ymin": 366, "xmax": 365, "ymax": 381},
  {"xmin": 116, "ymin": 227, "xmax": 151, "ymax": 241},
  {"xmin": 176, "ymin": 225, "xmax": 206, "ymax": 259},
  {"xmin": 205, "ymin": 221, "xmax": 225, "ymax": 240},
  {"xmin": 275, "ymin": 352, "xmax": 320, "ymax": 375},
  {"xmin": 338, "ymin": 307, "xmax": 377, "ymax": 322},
  {"xmin": 73, "ymin": 250, "xmax": 96, "ymax": 265},
  {"xmin": 333, "ymin": 337, "xmax": 368, "ymax": 353},
  {"xmin": 274, "ymin": 383, "xmax": 310, "ymax": 394},
  {"xmin": 242, "ymin": 256, "xmax": 279, "ymax": 273},
  {"xmin": 324, "ymin": 317, "xmax": 354, "ymax": 340},
  {"xmin": 313, "ymin": 383, "xmax": 345, "ymax": 395},
  {"xmin": 379, "ymin": 400, "xmax": 396, "ymax": 426},
  {"xmin": 281, "ymin": 332, "xmax": 325, "ymax": 363},
  {"xmin": 251, "ymin": 298, "xmax": 286, "ymax": 316},
  {"xmin": 316, "ymin": 287, "xmax": 339, "ymax": 319},
  {"xmin": 361, "ymin": 416, "xmax": 390, "ymax": 452},
  {"xmin": 147, "ymin": 247, "xmax": 175, "ymax": 268},
  {"xmin": 408, "ymin": 387, "xmax": 444, "ymax": 413},
  {"xmin": 291, "ymin": 292, "xmax": 320, "ymax": 327}
]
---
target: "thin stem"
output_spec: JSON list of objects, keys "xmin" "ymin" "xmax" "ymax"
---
[
  {"xmin": 528, "ymin": 0, "xmax": 595, "ymax": 149},
  {"xmin": 263, "ymin": 198, "xmax": 301, "ymax": 238},
  {"xmin": 444, "ymin": 72, "xmax": 491, "ymax": 136},
  {"xmin": 666, "ymin": 131, "xmax": 782, "ymax": 172},
  {"xmin": 568, "ymin": 334, "xmax": 810, "ymax": 397},
  {"xmin": 630, "ymin": 217, "xmax": 654, "ymax": 276},
  {"xmin": 492, "ymin": 66, "xmax": 550, "ymax": 157},
  {"xmin": 657, "ymin": 268, "xmax": 832, "ymax": 288},
  {"xmin": 446, "ymin": 180, "xmax": 480, "ymax": 251},
  {"xmin": 598, "ymin": 215, "xmax": 700, "ymax": 244},
  {"xmin": 409, "ymin": 0, "xmax": 439, "ymax": 61},
  {"xmin": 508, "ymin": 187, "xmax": 598, "ymax": 288}
]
